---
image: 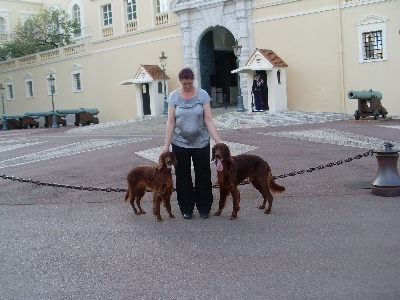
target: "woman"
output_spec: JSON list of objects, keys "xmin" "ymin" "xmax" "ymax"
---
[{"xmin": 163, "ymin": 68, "xmax": 221, "ymax": 219}]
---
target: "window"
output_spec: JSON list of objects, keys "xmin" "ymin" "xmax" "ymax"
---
[
  {"xmin": 357, "ymin": 15, "xmax": 387, "ymax": 63},
  {"xmin": 127, "ymin": 0, "xmax": 137, "ymax": 21},
  {"xmin": 5, "ymin": 77, "xmax": 13, "ymax": 100},
  {"xmin": 102, "ymin": 4, "xmax": 112, "ymax": 26},
  {"xmin": 7, "ymin": 84, "xmax": 13, "ymax": 100},
  {"xmin": 158, "ymin": 82, "xmax": 163, "ymax": 93},
  {"xmin": 125, "ymin": 0, "xmax": 138, "ymax": 32},
  {"xmin": 24, "ymin": 73, "xmax": 34, "ymax": 98},
  {"xmin": 156, "ymin": 0, "xmax": 168, "ymax": 14},
  {"xmin": 26, "ymin": 81, "xmax": 34, "ymax": 98},
  {"xmin": 362, "ymin": 31, "xmax": 382, "ymax": 60},
  {"xmin": 71, "ymin": 64, "xmax": 83, "ymax": 92},
  {"xmin": 73, "ymin": 73, "xmax": 82, "ymax": 91},
  {"xmin": 73, "ymin": 4, "xmax": 81, "ymax": 37}
]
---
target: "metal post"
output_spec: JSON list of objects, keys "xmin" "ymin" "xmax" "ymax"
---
[
  {"xmin": 48, "ymin": 74, "xmax": 58, "ymax": 128},
  {"xmin": 159, "ymin": 51, "xmax": 168, "ymax": 115},
  {"xmin": 232, "ymin": 40, "xmax": 245, "ymax": 112},
  {"xmin": 0, "ymin": 83, "xmax": 8, "ymax": 130},
  {"xmin": 236, "ymin": 57, "xmax": 245, "ymax": 112}
]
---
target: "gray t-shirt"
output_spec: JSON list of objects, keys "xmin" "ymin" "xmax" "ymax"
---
[{"xmin": 167, "ymin": 88, "xmax": 211, "ymax": 148}]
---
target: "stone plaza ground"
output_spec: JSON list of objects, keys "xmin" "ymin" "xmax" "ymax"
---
[{"xmin": 1, "ymin": 107, "xmax": 400, "ymax": 299}]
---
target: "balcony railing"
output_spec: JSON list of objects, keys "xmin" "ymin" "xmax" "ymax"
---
[
  {"xmin": 102, "ymin": 26, "xmax": 114, "ymax": 38},
  {"xmin": 0, "ymin": 33, "xmax": 8, "ymax": 43},
  {"xmin": 126, "ymin": 20, "xmax": 138, "ymax": 33},
  {"xmin": 155, "ymin": 13, "xmax": 169, "ymax": 26},
  {"xmin": 0, "ymin": 43, "xmax": 89, "ymax": 71}
]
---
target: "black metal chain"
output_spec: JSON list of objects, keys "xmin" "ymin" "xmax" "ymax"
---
[{"xmin": 1, "ymin": 149, "xmax": 374, "ymax": 192}]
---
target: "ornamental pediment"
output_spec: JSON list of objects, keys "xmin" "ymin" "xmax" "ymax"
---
[{"xmin": 356, "ymin": 15, "xmax": 388, "ymax": 26}]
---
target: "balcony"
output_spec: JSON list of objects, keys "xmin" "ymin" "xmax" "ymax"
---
[
  {"xmin": 126, "ymin": 20, "xmax": 138, "ymax": 33},
  {"xmin": 155, "ymin": 13, "xmax": 169, "ymax": 26},
  {"xmin": 0, "ymin": 43, "xmax": 89, "ymax": 71}
]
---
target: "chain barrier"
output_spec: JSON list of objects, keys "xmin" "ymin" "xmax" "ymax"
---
[{"xmin": 1, "ymin": 150, "xmax": 374, "ymax": 192}]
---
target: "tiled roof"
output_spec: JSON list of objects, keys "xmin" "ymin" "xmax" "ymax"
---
[
  {"xmin": 141, "ymin": 65, "xmax": 170, "ymax": 80},
  {"xmin": 248, "ymin": 49, "xmax": 288, "ymax": 67}
]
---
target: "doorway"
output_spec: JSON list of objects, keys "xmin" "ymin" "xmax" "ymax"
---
[
  {"xmin": 141, "ymin": 83, "xmax": 151, "ymax": 115},
  {"xmin": 199, "ymin": 27, "xmax": 237, "ymax": 106}
]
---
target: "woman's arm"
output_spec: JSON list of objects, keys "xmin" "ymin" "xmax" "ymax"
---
[
  {"xmin": 163, "ymin": 105, "xmax": 176, "ymax": 152},
  {"xmin": 203, "ymin": 102, "xmax": 221, "ymax": 144}
]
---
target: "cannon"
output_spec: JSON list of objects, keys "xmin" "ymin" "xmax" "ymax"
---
[
  {"xmin": 56, "ymin": 108, "xmax": 99, "ymax": 126},
  {"xmin": 2, "ymin": 114, "xmax": 39, "ymax": 129},
  {"xmin": 26, "ymin": 111, "xmax": 67, "ymax": 127},
  {"xmin": 348, "ymin": 89, "xmax": 388, "ymax": 120}
]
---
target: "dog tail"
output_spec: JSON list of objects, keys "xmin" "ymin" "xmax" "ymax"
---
[
  {"xmin": 124, "ymin": 178, "xmax": 130, "ymax": 201},
  {"xmin": 268, "ymin": 173, "xmax": 285, "ymax": 194}
]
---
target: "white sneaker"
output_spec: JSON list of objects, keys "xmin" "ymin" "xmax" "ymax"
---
[
  {"xmin": 254, "ymin": 110, "xmax": 259, "ymax": 112},
  {"xmin": 260, "ymin": 110, "xmax": 264, "ymax": 112}
]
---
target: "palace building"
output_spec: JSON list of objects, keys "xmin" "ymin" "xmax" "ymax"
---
[{"xmin": 0, "ymin": 0, "xmax": 399, "ymax": 122}]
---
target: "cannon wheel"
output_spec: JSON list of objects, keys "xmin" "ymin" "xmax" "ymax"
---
[
  {"xmin": 354, "ymin": 110, "xmax": 360, "ymax": 120},
  {"xmin": 373, "ymin": 110, "xmax": 379, "ymax": 120}
]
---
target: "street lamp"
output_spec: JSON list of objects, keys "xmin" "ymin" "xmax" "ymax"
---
[
  {"xmin": 232, "ymin": 39, "xmax": 245, "ymax": 112},
  {"xmin": 0, "ymin": 83, "xmax": 8, "ymax": 130},
  {"xmin": 159, "ymin": 51, "xmax": 168, "ymax": 115},
  {"xmin": 47, "ymin": 74, "xmax": 58, "ymax": 128}
]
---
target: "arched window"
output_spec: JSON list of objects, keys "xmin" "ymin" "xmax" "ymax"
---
[
  {"xmin": 277, "ymin": 70, "xmax": 281, "ymax": 84},
  {"xmin": 158, "ymin": 82, "xmax": 163, "ymax": 93},
  {"xmin": 73, "ymin": 4, "xmax": 81, "ymax": 36}
]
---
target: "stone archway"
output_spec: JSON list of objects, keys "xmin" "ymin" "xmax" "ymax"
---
[{"xmin": 171, "ymin": 0, "xmax": 253, "ymax": 107}]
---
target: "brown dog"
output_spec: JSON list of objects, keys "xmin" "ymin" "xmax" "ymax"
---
[
  {"xmin": 125, "ymin": 151, "xmax": 177, "ymax": 222},
  {"xmin": 212, "ymin": 143, "xmax": 285, "ymax": 220}
]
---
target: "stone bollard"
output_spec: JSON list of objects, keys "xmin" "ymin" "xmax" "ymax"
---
[{"xmin": 371, "ymin": 142, "xmax": 400, "ymax": 197}]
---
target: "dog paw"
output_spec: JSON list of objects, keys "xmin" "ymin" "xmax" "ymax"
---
[
  {"xmin": 258, "ymin": 205, "xmax": 265, "ymax": 209},
  {"xmin": 230, "ymin": 215, "xmax": 237, "ymax": 220},
  {"xmin": 213, "ymin": 211, "xmax": 222, "ymax": 216},
  {"xmin": 133, "ymin": 210, "xmax": 141, "ymax": 215},
  {"xmin": 264, "ymin": 209, "xmax": 271, "ymax": 214},
  {"xmin": 157, "ymin": 217, "xmax": 163, "ymax": 222},
  {"xmin": 169, "ymin": 214, "xmax": 175, "ymax": 218}
]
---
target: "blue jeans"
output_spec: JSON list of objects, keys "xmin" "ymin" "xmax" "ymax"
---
[{"xmin": 172, "ymin": 143, "xmax": 213, "ymax": 215}]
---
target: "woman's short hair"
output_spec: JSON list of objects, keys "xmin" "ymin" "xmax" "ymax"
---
[{"xmin": 178, "ymin": 68, "xmax": 195, "ymax": 81}]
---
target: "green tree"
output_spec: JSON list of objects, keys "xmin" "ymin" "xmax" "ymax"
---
[{"xmin": 0, "ymin": 7, "xmax": 79, "ymax": 61}]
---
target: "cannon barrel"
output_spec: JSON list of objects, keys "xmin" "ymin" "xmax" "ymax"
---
[
  {"xmin": 56, "ymin": 108, "xmax": 99, "ymax": 115},
  {"xmin": 3, "ymin": 114, "xmax": 28, "ymax": 119},
  {"xmin": 26, "ymin": 111, "xmax": 67, "ymax": 117},
  {"xmin": 348, "ymin": 89, "xmax": 382, "ymax": 100}
]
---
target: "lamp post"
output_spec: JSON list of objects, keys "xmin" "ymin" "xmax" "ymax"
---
[
  {"xmin": 159, "ymin": 51, "xmax": 168, "ymax": 115},
  {"xmin": 47, "ymin": 74, "xmax": 58, "ymax": 128},
  {"xmin": 0, "ymin": 83, "xmax": 8, "ymax": 130},
  {"xmin": 232, "ymin": 39, "xmax": 245, "ymax": 112}
]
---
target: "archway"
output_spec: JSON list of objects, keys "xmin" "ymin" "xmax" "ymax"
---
[{"xmin": 198, "ymin": 26, "xmax": 237, "ymax": 107}]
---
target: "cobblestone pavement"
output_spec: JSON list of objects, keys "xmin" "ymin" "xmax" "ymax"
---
[{"xmin": 1, "ymin": 107, "xmax": 400, "ymax": 300}]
